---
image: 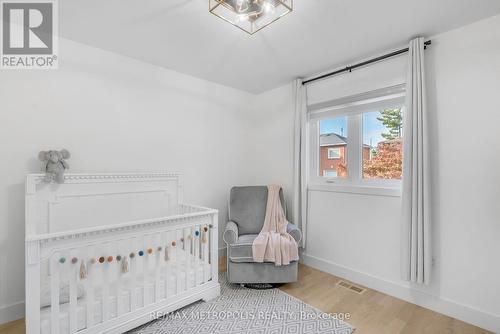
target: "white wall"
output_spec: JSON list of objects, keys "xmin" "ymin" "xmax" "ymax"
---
[
  {"xmin": 254, "ymin": 14, "xmax": 500, "ymax": 332},
  {"xmin": 250, "ymin": 83, "xmax": 295, "ymax": 207},
  {"xmin": 424, "ymin": 13, "xmax": 500, "ymax": 326},
  {"xmin": 0, "ymin": 38, "xmax": 256, "ymax": 323}
]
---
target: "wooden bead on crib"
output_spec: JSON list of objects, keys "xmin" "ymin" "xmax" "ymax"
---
[
  {"xmin": 99, "ymin": 256, "xmax": 105, "ymax": 263},
  {"xmin": 129, "ymin": 252, "xmax": 135, "ymax": 258},
  {"xmin": 116, "ymin": 255, "xmax": 122, "ymax": 261},
  {"xmin": 59, "ymin": 257, "xmax": 66, "ymax": 264},
  {"xmin": 71, "ymin": 257, "xmax": 78, "ymax": 264},
  {"xmin": 138, "ymin": 250, "xmax": 144, "ymax": 256},
  {"xmin": 203, "ymin": 226, "xmax": 208, "ymax": 232},
  {"xmin": 171, "ymin": 241, "xmax": 176, "ymax": 247},
  {"xmin": 108, "ymin": 256, "xmax": 113, "ymax": 263},
  {"xmin": 147, "ymin": 248, "xmax": 153, "ymax": 255}
]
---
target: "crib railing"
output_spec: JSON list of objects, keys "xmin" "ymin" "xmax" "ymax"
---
[{"xmin": 25, "ymin": 205, "xmax": 218, "ymax": 334}]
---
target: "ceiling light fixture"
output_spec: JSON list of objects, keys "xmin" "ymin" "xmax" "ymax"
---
[{"xmin": 209, "ymin": 0, "xmax": 292, "ymax": 35}]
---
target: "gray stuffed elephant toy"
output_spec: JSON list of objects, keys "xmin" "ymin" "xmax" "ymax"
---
[{"xmin": 38, "ymin": 149, "xmax": 71, "ymax": 183}]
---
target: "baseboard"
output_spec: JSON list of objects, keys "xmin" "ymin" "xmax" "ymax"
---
[
  {"xmin": 300, "ymin": 253, "xmax": 500, "ymax": 333},
  {"xmin": 0, "ymin": 301, "xmax": 24, "ymax": 325}
]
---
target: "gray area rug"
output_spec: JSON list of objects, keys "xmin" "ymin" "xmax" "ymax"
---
[{"xmin": 130, "ymin": 273, "xmax": 354, "ymax": 334}]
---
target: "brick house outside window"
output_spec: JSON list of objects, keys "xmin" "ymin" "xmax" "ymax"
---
[{"xmin": 320, "ymin": 133, "xmax": 371, "ymax": 177}]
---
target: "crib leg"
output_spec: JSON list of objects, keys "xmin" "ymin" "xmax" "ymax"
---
[
  {"xmin": 25, "ymin": 260, "xmax": 41, "ymax": 334},
  {"xmin": 201, "ymin": 285, "xmax": 220, "ymax": 302}
]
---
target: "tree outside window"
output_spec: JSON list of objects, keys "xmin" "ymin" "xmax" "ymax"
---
[{"xmin": 363, "ymin": 108, "xmax": 403, "ymax": 180}]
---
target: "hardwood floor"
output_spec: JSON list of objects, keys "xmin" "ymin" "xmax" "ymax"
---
[
  {"xmin": 220, "ymin": 259, "xmax": 490, "ymax": 334},
  {"xmin": 277, "ymin": 263, "xmax": 490, "ymax": 334},
  {"xmin": 0, "ymin": 319, "xmax": 24, "ymax": 334},
  {"xmin": 1, "ymin": 260, "xmax": 490, "ymax": 334}
]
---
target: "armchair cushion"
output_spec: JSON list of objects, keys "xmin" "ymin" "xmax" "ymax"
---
[
  {"xmin": 228, "ymin": 234, "xmax": 257, "ymax": 263},
  {"xmin": 229, "ymin": 186, "xmax": 286, "ymax": 235},
  {"xmin": 229, "ymin": 187, "xmax": 268, "ymax": 235}
]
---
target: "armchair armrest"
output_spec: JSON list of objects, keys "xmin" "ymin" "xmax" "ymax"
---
[
  {"xmin": 287, "ymin": 223, "xmax": 302, "ymax": 244},
  {"xmin": 223, "ymin": 221, "xmax": 239, "ymax": 245}
]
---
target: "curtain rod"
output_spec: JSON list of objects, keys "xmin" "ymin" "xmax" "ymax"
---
[{"xmin": 302, "ymin": 40, "xmax": 432, "ymax": 85}]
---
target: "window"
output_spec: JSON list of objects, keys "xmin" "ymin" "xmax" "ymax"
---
[
  {"xmin": 328, "ymin": 148, "xmax": 341, "ymax": 159},
  {"xmin": 308, "ymin": 85, "xmax": 405, "ymax": 191}
]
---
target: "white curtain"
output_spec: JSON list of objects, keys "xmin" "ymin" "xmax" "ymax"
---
[
  {"xmin": 292, "ymin": 79, "xmax": 308, "ymax": 248},
  {"xmin": 401, "ymin": 37, "xmax": 432, "ymax": 284}
]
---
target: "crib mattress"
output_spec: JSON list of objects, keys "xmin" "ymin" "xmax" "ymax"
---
[{"xmin": 40, "ymin": 262, "xmax": 211, "ymax": 334}]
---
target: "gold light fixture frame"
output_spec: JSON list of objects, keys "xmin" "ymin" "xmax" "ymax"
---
[{"xmin": 209, "ymin": 0, "xmax": 293, "ymax": 35}]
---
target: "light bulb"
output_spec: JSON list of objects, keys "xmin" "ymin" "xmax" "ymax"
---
[
  {"xmin": 236, "ymin": 0, "xmax": 249, "ymax": 13},
  {"xmin": 263, "ymin": 1, "xmax": 275, "ymax": 13},
  {"xmin": 235, "ymin": 14, "xmax": 249, "ymax": 23}
]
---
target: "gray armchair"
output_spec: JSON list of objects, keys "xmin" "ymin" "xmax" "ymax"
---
[{"xmin": 223, "ymin": 186, "xmax": 302, "ymax": 284}]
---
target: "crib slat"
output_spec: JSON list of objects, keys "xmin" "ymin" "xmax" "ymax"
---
[
  {"xmin": 142, "ymin": 235, "xmax": 148, "ymax": 306},
  {"xmin": 69, "ymin": 249, "xmax": 78, "ymax": 333},
  {"xmin": 50, "ymin": 252, "xmax": 60, "ymax": 334},
  {"xmin": 194, "ymin": 226, "xmax": 200, "ymax": 286},
  {"xmin": 185, "ymin": 228, "xmax": 191, "ymax": 290},
  {"xmin": 175, "ymin": 229, "xmax": 181, "ymax": 295},
  {"xmin": 130, "ymin": 237, "xmax": 138, "ymax": 312},
  {"xmin": 164, "ymin": 231, "xmax": 170, "ymax": 299},
  {"xmin": 102, "ymin": 244, "xmax": 110, "ymax": 322},
  {"xmin": 201, "ymin": 227, "xmax": 206, "ymax": 283},
  {"xmin": 154, "ymin": 234, "xmax": 161, "ymax": 302},
  {"xmin": 141, "ymin": 236, "xmax": 148, "ymax": 307},
  {"xmin": 203, "ymin": 225, "xmax": 209, "ymax": 283},
  {"xmin": 86, "ymin": 247, "xmax": 95, "ymax": 329},
  {"xmin": 116, "ymin": 241, "xmax": 123, "ymax": 317}
]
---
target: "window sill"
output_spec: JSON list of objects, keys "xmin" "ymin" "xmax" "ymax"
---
[{"xmin": 308, "ymin": 183, "xmax": 402, "ymax": 197}]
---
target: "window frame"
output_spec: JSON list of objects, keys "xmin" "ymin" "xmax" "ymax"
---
[
  {"xmin": 327, "ymin": 147, "xmax": 341, "ymax": 159},
  {"xmin": 307, "ymin": 85, "xmax": 405, "ymax": 196},
  {"xmin": 323, "ymin": 169, "xmax": 338, "ymax": 177}
]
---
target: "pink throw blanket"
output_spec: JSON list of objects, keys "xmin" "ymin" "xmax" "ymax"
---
[{"xmin": 252, "ymin": 185, "xmax": 299, "ymax": 266}]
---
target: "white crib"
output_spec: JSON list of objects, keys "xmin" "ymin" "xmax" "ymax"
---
[{"xmin": 25, "ymin": 173, "xmax": 220, "ymax": 334}]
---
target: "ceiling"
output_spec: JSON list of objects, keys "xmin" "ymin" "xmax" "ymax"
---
[{"xmin": 59, "ymin": 0, "xmax": 500, "ymax": 93}]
